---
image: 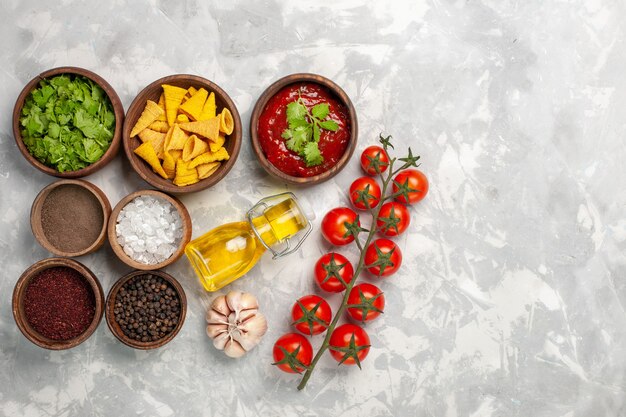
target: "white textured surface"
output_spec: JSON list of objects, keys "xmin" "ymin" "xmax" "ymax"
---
[{"xmin": 1, "ymin": 1, "xmax": 626, "ymax": 416}]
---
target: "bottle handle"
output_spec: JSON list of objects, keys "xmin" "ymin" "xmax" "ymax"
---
[{"xmin": 246, "ymin": 192, "xmax": 312, "ymax": 260}]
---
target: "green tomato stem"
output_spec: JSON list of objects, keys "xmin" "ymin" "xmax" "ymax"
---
[
  {"xmin": 353, "ymin": 233, "xmax": 364, "ymax": 253},
  {"xmin": 297, "ymin": 158, "xmax": 396, "ymax": 391}
]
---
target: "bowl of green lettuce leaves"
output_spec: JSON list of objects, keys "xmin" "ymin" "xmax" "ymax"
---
[{"xmin": 12, "ymin": 67, "xmax": 124, "ymax": 178}]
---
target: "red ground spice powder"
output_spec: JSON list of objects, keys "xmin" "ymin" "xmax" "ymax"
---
[{"xmin": 23, "ymin": 267, "xmax": 96, "ymax": 340}]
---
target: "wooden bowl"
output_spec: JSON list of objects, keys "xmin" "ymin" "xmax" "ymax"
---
[
  {"xmin": 123, "ymin": 74, "xmax": 242, "ymax": 193},
  {"xmin": 107, "ymin": 189, "xmax": 192, "ymax": 270},
  {"xmin": 12, "ymin": 257, "xmax": 105, "ymax": 350},
  {"xmin": 105, "ymin": 270, "xmax": 187, "ymax": 350},
  {"xmin": 250, "ymin": 73, "xmax": 358, "ymax": 185},
  {"xmin": 12, "ymin": 66, "xmax": 124, "ymax": 178},
  {"xmin": 30, "ymin": 179, "xmax": 111, "ymax": 257}
]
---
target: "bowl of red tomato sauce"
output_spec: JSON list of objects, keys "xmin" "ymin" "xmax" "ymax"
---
[{"xmin": 250, "ymin": 74, "xmax": 358, "ymax": 185}]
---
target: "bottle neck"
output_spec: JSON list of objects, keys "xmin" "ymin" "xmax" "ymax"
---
[{"xmin": 251, "ymin": 215, "xmax": 278, "ymax": 247}]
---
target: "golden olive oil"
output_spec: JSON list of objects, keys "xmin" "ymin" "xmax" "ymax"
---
[{"xmin": 185, "ymin": 197, "xmax": 308, "ymax": 291}]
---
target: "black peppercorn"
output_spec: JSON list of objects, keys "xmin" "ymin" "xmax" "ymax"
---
[{"xmin": 114, "ymin": 274, "xmax": 181, "ymax": 342}]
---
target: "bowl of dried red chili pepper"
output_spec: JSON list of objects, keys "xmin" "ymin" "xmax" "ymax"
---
[{"xmin": 12, "ymin": 257, "xmax": 105, "ymax": 350}]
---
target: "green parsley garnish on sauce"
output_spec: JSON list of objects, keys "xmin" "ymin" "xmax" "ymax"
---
[
  {"xmin": 20, "ymin": 74, "xmax": 116, "ymax": 172},
  {"xmin": 281, "ymin": 97, "xmax": 339, "ymax": 167}
]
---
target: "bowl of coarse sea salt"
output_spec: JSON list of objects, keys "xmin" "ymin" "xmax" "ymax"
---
[{"xmin": 107, "ymin": 190, "xmax": 191, "ymax": 270}]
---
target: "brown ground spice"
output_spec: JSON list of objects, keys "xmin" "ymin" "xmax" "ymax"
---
[{"xmin": 41, "ymin": 184, "xmax": 103, "ymax": 253}]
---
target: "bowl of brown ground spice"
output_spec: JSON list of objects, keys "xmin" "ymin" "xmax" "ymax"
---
[
  {"xmin": 12, "ymin": 257, "xmax": 105, "ymax": 350},
  {"xmin": 30, "ymin": 179, "xmax": 111, "ymax": 257}
]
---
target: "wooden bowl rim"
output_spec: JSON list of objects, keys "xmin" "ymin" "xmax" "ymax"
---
[
  {"xmin": 122, "ymin": 74, "xmax": 242, "ymax": 194},
  {"xmin": 30, "ymin": 179, "xmax": 112, "ymax": 257},
  {"xmin": 12, "ymin": 66, "xmax": 124, "ymax": 178},
  {"xmin": 249, "ymin": 73, "xmax": 358, "ymax": 186},
  {"xmin": 105, "ymin": 269, "xmax": 187, "ymax": 350},
  {"xmin": 107, "ymin": 189, "xmax": 192, "ymax": 270},
  {"xmin": 12, "ymin": 257, "xmax": 105, "ymax": 350}
]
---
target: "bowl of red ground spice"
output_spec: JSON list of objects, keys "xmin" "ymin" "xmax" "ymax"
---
[
  {"xmin": 12, "ymin": 257, "xmax": 105, "ymax": 350},
  {"xmin": 30, "ymin": 179, "xmax": 111, "ymax": 257}
]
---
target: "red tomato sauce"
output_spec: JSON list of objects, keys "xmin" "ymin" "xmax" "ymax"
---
[{"xmin": 257, "ymin": 82, "xmax": 351, "ymax": 177}]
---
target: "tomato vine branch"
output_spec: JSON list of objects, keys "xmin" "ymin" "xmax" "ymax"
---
[{"xmin": 297, "ymin": 143, "xmax": 399, "ymax": 391}]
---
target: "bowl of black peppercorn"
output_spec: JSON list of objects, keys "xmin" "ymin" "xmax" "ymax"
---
[{"xmin": 105, "ymin": 270, "xmax": 187, "ymax": 350}]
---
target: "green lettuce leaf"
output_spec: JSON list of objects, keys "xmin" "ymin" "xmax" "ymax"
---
[{"xmin": 19, "ymin": 74, "xmax": 115, "ymax": 172}]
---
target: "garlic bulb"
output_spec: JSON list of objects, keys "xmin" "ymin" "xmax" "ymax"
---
[{"xmin": 206, "ymin": 291, "xmax": 268, "ymax": 358}]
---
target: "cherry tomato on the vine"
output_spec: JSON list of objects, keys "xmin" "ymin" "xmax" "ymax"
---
[
  {"xmin": 392, "ymin": 169, "xmax": 429, "ymax": 205},
  {"xmin": 272, "ymin": 333, "xmax": 313, "ymax": 374},
  {"xmin": 377, "ymin": 201, "xmax": 410, "ymax": 236},
  {"xmin": 360, "ymin": 146, "xmax": 389, "ymax": 175},
  {"xmin": 321, "ymin": 207, "xmax": 360, "ymax": 246},
  {"xmin": 349, "ymin": 177, "xmax": 382, "ymax": 210},
  {"xmin": 314, "ymin": 252, "xmax": 354, "ymax": 292},
  {"xmin": 291, "ymin": 295, "xmax": 332, "ymax": 335},
  {"xmin": 365, "ymin": 238, "xmax": 402, "ymax": 277},
  {"xmin": 328, "ymin": 324, "xmax": 371, "ymax": 367},
  {"xmin": 346, "ymin": 283, "xmax": 385, "ymax": 323}
]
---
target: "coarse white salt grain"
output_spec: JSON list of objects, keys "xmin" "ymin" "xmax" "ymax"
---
[{"xmin": 115, "ymin": 195, "xmax": 183, "ymax": 264}]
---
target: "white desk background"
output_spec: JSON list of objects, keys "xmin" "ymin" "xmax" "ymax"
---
[{"xmin": 0, "ymin": 1, "xmax": 624, "ymax": 416}]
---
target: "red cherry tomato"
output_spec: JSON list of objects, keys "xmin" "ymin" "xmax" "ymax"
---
[
  {"xmin": 376, "ymin": 202, "xmax": 410, "ymax": 236},
  {"xmin": 349, "ymin": 177, "xmax": 381, "ymax": 210},
  {"xmin": 272, "ymin": 333, "xmax": 313, "ymax": 374},
  {"xmin": 360, "ymin": 146, "xmax": 389, "ymax": 175},
  {"xmin": 314, "ymin": 252, "xmax": 355, "ymax": 292},
  {"xmin": 365, "ymin": 238, "xmax": 402, "ymax": 277},
  {"xmin": 321, "ymin": 207, "xmax": 359, "ymax": 246},
  {"xmin": 392, "ymin": 169, "xmax": 429, "ymax": 204},
  {"xmin": 346, "ymin": 283, "xmax": 385, "ymax": 323},
  {"xmin": 329, "ymin": 324, "xmax": 371, "ymax": 366},
  {"xmin": 291, "ymin": 295, "xmax": 332, "ymax": 335}
]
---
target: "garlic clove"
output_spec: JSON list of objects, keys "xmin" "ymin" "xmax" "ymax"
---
[
  {"xmin": 238, "ymin": 292, "xmax": 259, "ymax": 310},
  {"xmin": 232, "ymin": 327, "xmax": 263, "ymax": 351},
  {"xmin": 238, "ymin": 307, "xmax": 258, "ymax": 322},
  {"xmin": 225, "ymin": 291, "xmax": 242, "ymax": 313},
  {"xmin": 239, "ymin": 313, "xmax": 268, "ymax": 338},
  {"xmin": 210, "ymin": 295, "xmax": 230, "ymax": 317},
  {"xmin": 212, "ymin": 331, "xmax": 230, "ymax": 350},
  {"xmin": 206, "ymin": 309, "xmax": 228, "ymax": 325},
  {"xmin": 206, "ymin": 323, "xmax": 228, "ymax": 339},
  {"xmin": 224, "ymin": 339, "xmax": 247, "ymax": 358}
]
